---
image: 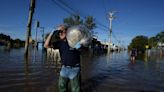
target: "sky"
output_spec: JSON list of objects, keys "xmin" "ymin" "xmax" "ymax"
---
[{"xmin": 0, "ymin": 0, "xmax": 164, "ymax": 47}]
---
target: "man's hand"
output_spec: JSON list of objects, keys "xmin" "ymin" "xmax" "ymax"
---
[{"xmin": 74, "ymin": 42, "xmax": 81, "ymax": 49}]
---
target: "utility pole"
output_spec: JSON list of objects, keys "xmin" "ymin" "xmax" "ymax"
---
[
  {"xmin": 24, "ymin": 0, "xmax": 35, "ymax": 57},
  {"xmin": 35, "ymin": 21, "xmax": 40, "ymax": 49},
  {"xmin": 40, "ymin": 27, "xmax": 44, "ymax": 50},
  {"xmin": 33, "ymin": 21, "xmax": 39, "ymax": 61},
  {"xmin": 108, "ymin": 11, "xmax": 116, "ymax": 53}
]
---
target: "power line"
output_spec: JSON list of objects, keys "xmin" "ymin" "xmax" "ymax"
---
[
  {"xmin": 102, "ymin": 0, "xmax": 109, "ymax": 23},
  {"xmin": 51, "ymin": 0, "xmax": 74, "ymax": 15},
  {"xmin": 56, "ymin": 0, "xmax": 78, "ymax": 14},
  {"xmin": 51, "ymin": 0, "xmax": 109, "ymax": 31},
  {"xmin": 49, "ymin": 0, "xmax": 120, "ymax": 44},
  {"xmin": 101, "ymin": 0, "xmax": 122, "ymax": 45},
  {"xmin": 112, "ymin": 31, "xmax": 119, "ymax": 43}
]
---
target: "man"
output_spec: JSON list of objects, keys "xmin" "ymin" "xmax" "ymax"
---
[
  {"xmin": 44, "ymin": 25, "xmax": 81, "ymax": 92},
  {"xmin": 130, "ymin": 48, "xmax": 137, "ymax": 62}
]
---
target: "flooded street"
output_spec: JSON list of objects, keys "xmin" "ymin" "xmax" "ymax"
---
[
  {"xmin": 81, "ymin": 50, "xmax": 164, "ymax": 92},
  {"xmin": 0, "ymin": 48, "xmax": 164, "ymax": 92}
]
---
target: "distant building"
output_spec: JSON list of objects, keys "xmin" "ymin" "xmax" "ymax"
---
[
  {"xmin": 158, "ymin": 42, "xmax": 164, "ymax": 47},
  {"xmin": 101, "ymin": 42, "xmax": 117, "ymax": 50}
]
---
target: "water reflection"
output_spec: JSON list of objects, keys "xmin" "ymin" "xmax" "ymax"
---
[
  {"xmin": 0, "ymin": 48, "xmax": 59, "ymax": 92},
  {"xmin": 81, "ymin": 49, "xmax": 164, "ymax": 92},
  {"xmin": 24, "ymin": 57, "xmax": 30, "ymax": 92}
]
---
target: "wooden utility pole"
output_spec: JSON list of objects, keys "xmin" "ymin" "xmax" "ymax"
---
[{"xmin": 24, "ymin": 0, "xmax": 35, "ymax": 57}]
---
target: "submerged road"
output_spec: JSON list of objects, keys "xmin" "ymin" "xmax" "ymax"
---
[{"xmin": 0, "ymin": 48, "xmax": 164, "ymax": 92}]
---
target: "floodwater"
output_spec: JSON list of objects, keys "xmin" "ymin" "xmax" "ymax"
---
[{"xmin": 0, "ymin": 47, "xmax": 164, "ymax": 92}]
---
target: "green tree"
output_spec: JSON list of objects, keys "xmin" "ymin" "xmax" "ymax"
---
[
  {"xmin": 0, "ymin": 33, "xmax": 11, "ymax": 41},
  {"xmin": 129, "ymin": 35, "xmax": 148, "ymax": 52},
  {"xmin": 156, "ymin": 31, "xmax": 164, "ymax": 43},
  {"xmin": 148, "ymin": 37, "xmax": 158, "ymax": 48},
  {"xmin": 0, "ymin": 33, "xmax": 25, "ymax": 48},
  {"xmin": 63, "ymin": 15, "xmax": 83, "ymax": 27},
  {"xmin": 84, "ymin": 16, "xmax": 96, "ymax": 30},
  {"xmin": 63, "ymin": 14, "xmax": 96, "ymax": 36}
]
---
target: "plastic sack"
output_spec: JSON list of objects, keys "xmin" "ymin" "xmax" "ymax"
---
[{"xmin": 66, "ymin": 25, "xmax": 92, "ymax": 48}]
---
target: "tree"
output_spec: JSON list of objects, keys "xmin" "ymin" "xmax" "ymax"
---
[
  {"xmin": 0, "ymin": 33, "xmax": 25, "ymax": 48},
  {"xmin": 156, "ymin": 31, "xmax": 164, "ymax": 43},
  {"xmin": 129, "ymin": 35, "xmax": 148, "ymax": 52},
  {"xmin": 84, "ymin": 16, "xmax": 96, "ymax": 30},
  {"xmin": 63, "ymin": 14, "xmax": 96, "ymax": 36},
  {"xmin": 63, "ymin": 15, "xmax": 83, "ymax": 27},
  {"xmin": 0, "ymin": 33, "xmax": 11, "ymax": 41},
  {"xmin": 148, "ymin": 37, "xmax": 158, "ymax": 48}
]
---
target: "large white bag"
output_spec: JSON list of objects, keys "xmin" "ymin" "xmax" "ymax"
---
[{"xmin": 66, "ymin": 25, "xmax": 92, "ymax": 48}]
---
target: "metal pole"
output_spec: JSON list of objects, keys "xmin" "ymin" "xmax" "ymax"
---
[
  {"xmin": 35, "ymin": 21, "xmax": 39, "ymax": 49},
  {"xmin": 33, "ymin": 21, "xmax": 39, "ymax": 62},
  {"xmin": 40, "ymin": 27, "xmax": 44, "ymax": 50},
  {"xmin": 24, "ymin": 0, "xmax": 35, "ymax": 57},
  {"xmin": 108, "ymin": 11, "xmax": 114, "ymax": 53},
  {"xmin": 42, "ymin": 27, "xmax": 44, "ymax": 49},
  {"xmin": 35, "ymin": 25, "xmax": 38, "ymax": 49}
]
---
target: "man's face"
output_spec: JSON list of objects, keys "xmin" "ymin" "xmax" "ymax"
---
[{"xmin": 59, "ymin": 30, "xmax": 66, "ymax": 40}]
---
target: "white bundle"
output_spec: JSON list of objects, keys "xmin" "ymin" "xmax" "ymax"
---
[{"xmin": 66, "ymin": 25, "xmax": 91, "ymax": 48}]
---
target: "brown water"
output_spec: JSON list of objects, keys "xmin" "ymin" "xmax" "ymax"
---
[{"xmin": 0, "ymin": 48, "xmax": 164, "ymax": 92}]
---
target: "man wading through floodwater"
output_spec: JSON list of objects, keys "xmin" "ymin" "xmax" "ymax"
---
[{"xmin": 44, "ymin": 25, "xmax": 81, "ymax": 92}]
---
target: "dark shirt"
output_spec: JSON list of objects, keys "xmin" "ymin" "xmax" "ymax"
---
[
  {"xmin": 53, "ymin": 40, "xmax": 80, "ymax": 66},
  {"xmin": 131, "ymin": 49, "xmax": 136, "ymax": 56}
]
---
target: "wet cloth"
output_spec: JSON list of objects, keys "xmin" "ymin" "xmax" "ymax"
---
[
  {"xmin": 53, "ymin": 40, "xmax": 80, "ymax": 66},
  {"xmin": 59, "ymin": 65, "xmax": 80, "ymax": 92},
  {"xmin": 59, "ymin": 72, "xmax": 80, "ymax": 92},
  {"xmin": 60, "ymin": 65, "xmax": 80, "ymax": 79},
  {"xmin": 131, "ymin": 49, "xmax": 136, "ymax": 56}
]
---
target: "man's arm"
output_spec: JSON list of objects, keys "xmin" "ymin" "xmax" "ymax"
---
[{"xmin": 44, "ymin": 31, "xmax": 54, "ymax": 48}]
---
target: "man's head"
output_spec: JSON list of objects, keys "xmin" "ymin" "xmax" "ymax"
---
[{"xmin": 57, "ymin": 25, "xmax": 67, "ymax": 40}]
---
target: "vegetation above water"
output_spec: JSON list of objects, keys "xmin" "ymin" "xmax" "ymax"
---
[
  {"xmin": 0, "ymin": 33, "xmax": 25, "ymax": 48},
  {"xmin": 128, "ymin": 31, "xmax": 164, "ymax": 52}
]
